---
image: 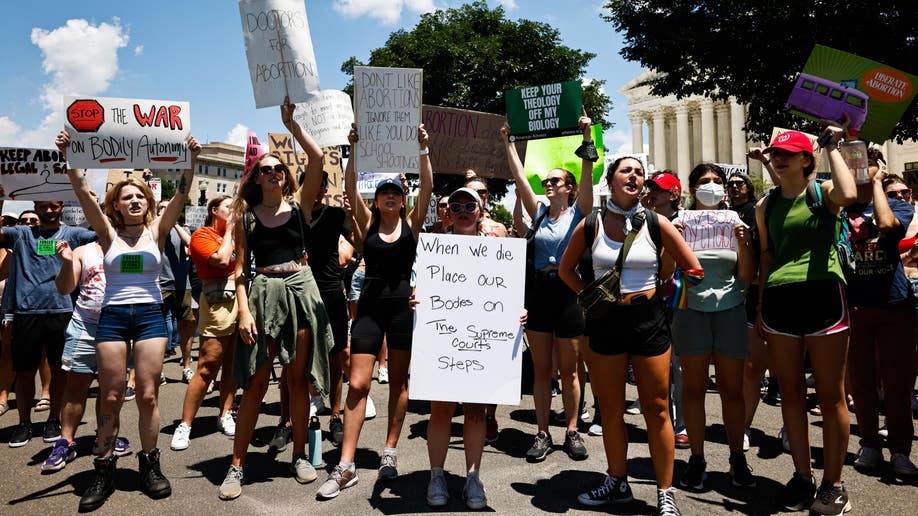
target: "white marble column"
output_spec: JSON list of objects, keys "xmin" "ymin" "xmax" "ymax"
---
[
  {"xmin": 653, "ymin": 108, "xmax": 667, "ymax": 170},
  {"xmin": 629, "ymin": 113, "xmax": 644, "ymax": 155},
  {"xmin": 675, "ymin": 103, "xmax": 691, "ymax": 181},
  {"xmin": 647, "ymin": 117, "xmax": 654, "ymax": 165},
  {"xmin": 691, "ymin": 106, "xmax": 702, "ymax": 168},
  {"xmin": 701, "ymin": 98, "xmax": 716, "ymax": 162},
  {"xmin": 730, "ymin": 98, "xmax": 746, "ymax": 165},
  {"xmin": 716, "ymin": 103, "xmax": 731, "ymax": 163}
]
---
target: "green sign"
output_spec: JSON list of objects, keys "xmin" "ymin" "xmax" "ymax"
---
[
  {"xmin": 505, "ymin": 81, "xmax": 583, "ymax": 141},
  {"xmin": 120, "ymin": 254, "xmax": 144, "ymax": 274},
  {"xmin": 36, "ymin": 239, "xmax": 57, "ymax": 256},
  {"xmin": 523, "ymin": 124, "xmax": 604, "ymax": 194},
  {"xmin": 786, "ymin": 45, "xmax": 918, "ymax": 143}
]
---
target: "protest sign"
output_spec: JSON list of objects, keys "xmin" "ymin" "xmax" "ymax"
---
[
  {"xmin": 0, "ymin": 147, "xmax": 76, "ymax": 201},
  {"xmin": 245, "ymin": 131, "xmax": 268, "ymax": 173},
  {"xmin": 422, "ymin": 105, "xmax": 524, "ymax": 180},
  {"xmin": 409, "ymin": 233, "xmax": 526, "ymax": 404},
  {"xmin": 714, "ymin": 163, "xmax": 747, "ymax": 177},
  {"xmin": 505, "ymin": 81, "xmax": 583, "ymax": 141},
  {"xmin": 238, "ymin": 0, "xmax": 320, "ymax": 108},
  {"xmin": 785, "ymin": 45, "xmax": 918, "ymax": 143},
  {"xmin": 596, "ymin": 153, "xmax": 649, "ymax": 197},
  {"xmin": 149, "ymin": 178, "xmax": 162, "ymax": 202},
  {"xmin": 184, "ymin": 206, "xmax": 207, "ymax": 230},
  {"xmin": 353, "ymin": 66, "xmax": 423, "ymax": 174},
  {"xmin": 422, "ymin": 195, "xmax": 439, "ymax": 229},
  {"xmin": 267, "ymin": 133, "xmax": 344, "ymax": 207},
  {"xmin": 105, "ymin": 169, "xmax": 137, "ymax": 193},
  {"xmin": 64, "ymin": 96, "xmax": 191, "ymax": 169},
  {"xmin": 292, "ymin": 90, "xmax": 353, "ymax": 148},
  {"xmin": 523, "ymin": 125, "xmax": 604, "ymax": 194},
  {"xmin": 356, "ymin": 172, "xmax": 399, "ymax": 199},
  {"xmin": 61, "ymin": 206, "xmax": 87, "ymax": 227},
  {"xmin": 680, "ymin": 209, "xmax": 744, "ymax": 252}
]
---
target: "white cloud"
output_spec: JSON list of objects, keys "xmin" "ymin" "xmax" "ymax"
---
[
  {"xmin": 225, "ymin": 123, "xmax": 250, "ymax": 147},
  {"xmin": 134, "ymin": 44, "xmax": 144, "ymax": 56},
  {"xmin": 332, "ymin": 0, "xmax": 437, "ymax": 24},
  {"xmin": 498, "ymin": 0, "xmax": 518, "ymax": 10}
]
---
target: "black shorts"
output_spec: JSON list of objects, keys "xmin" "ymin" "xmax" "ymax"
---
[
  {"xmin": 350, "ymin": 296, "xmax": 413, "ymax": 355},
  {"xmin": 761, "ymin": 280, "xmax": 849, "ymax": 337},
  {"xmin": 320, "ymin": 288, "xmax": 348, "ymax": 355},
  {"xmin": 586, "ymin": 296, "xmax": 671, "ymax": 357},
  {"xmin": 525, "ymin": 271, "xmax": 584, "ymax": 338},
  {"xmin": 12, "ymin": 313, "xmax": 71, "ymax": 372},
  {"xmin": 744, "ymin": 284, "xmax": 760, "ymax": 326}
]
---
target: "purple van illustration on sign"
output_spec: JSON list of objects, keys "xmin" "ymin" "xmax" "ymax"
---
[{"xmin": 785, "ymin": 73, "xmax": 869, "ymax": 131}]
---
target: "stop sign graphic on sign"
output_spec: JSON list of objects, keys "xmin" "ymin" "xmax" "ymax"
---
[{"xmin": 67, "ymin": 99, "xmax": 105, "ymax": 132}]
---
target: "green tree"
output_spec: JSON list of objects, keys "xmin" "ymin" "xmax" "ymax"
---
[
  {"xmin": 488, "ymin": 202, "xmax": 513, "ymax": 228},
  {"xmin": 602, "ymin": 0, "xmax": 918, "ymax": 143}
]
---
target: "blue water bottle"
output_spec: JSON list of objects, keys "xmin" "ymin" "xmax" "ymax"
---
[{"xmin": 308, "ymin": 416, "xmax": 323, "ymax": 467}]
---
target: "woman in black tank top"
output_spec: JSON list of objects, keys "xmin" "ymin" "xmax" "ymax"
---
[{"xmin": 315, "ymin": 122, "xmax": 432, "ymax": 499}]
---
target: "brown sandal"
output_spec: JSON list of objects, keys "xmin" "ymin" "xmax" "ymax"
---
[{"xmin": 35, "ymin": 397, "xmax": 50, "ymax": 412}]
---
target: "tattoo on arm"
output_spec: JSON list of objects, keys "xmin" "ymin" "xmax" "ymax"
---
[{"xmin": 178, "ymin": 175, "xmax": 188, "ymax": 195}]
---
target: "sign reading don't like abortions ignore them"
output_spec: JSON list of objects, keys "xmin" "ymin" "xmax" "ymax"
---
[
  {"xmin": 64, "ymin": 96, "xmax": 191, "ymax": 169},
  {"xmin": 353, "ymin": 66, "xmax": 422, "ymax": 174}
]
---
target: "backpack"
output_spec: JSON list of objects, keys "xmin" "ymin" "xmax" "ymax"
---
[
  {"xmin": 581, "ymin": 208, "xmax": 662, "ymax": 285},
  {"xmin": 763, "ymin": 180, "xmax": 855, "ymax": 275}
]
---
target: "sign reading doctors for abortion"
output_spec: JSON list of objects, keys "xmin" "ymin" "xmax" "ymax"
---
[
  {"xmin": 239, "ymin": 0, "xmax": 321, "ymax": 108},
  {"xmin": 353, "ymin": 66, "xmax": 422, "ymax": 174},
  {"xmin": 505, "ymin": 80, "xmax": 583, "ymax": 141},
  {"xmin": 410, "ymin": 234, "xmax": 526, "ymax": 405},
  {"xmin": 64, "ymin": 96, "xmax": 191, "ymax": 169}
]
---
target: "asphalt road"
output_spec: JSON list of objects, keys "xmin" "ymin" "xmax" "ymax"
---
[{"xmin": 0, "ymin": 352, "xmax": 915, "ymax": 515}]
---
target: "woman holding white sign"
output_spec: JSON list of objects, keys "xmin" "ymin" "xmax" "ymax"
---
[
  {"xmin": 56, "ymin": 129, "xmax": 201, "ymax": 511},
  {"xmin": 317, "ymin": 122, "xmax": 432, "ymax": 500}
]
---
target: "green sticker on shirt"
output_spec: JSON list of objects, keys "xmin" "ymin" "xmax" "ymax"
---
[
  {"xmin": 37, "ymin": 240, "xmax": 57, "ymax": 256},
  {"xmin": 120, "ymin": 254, "xmax": 144, "ymax": 273}
]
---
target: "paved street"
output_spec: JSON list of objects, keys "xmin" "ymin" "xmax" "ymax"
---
[{"xmin": 0, "ymin": 352, "xmax": 915, "ymax": 515}]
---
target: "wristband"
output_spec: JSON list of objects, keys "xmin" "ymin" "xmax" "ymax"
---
[
  {"xmin": 419, "ymin": 148, "xmax": 430, "ymax": 156},
  {"xmin": 762, "ymin": 159, "xmax": 771, "ymax": 166}
]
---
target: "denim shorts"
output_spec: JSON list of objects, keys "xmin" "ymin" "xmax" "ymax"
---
[
  {"xmin": 95, "ymin": 303, "xmax": 168, "ymax": 343},
  {"xmin": 62, "ymin": 317, "xmax": 98, "ymax": 374},
  {"xmin": 348, "ymin": 268, "xmax": 365, "ymax": 303}
]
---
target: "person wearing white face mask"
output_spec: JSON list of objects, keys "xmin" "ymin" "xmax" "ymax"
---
[{"xmin": 672, "ymin": 164, "xmax": 758, "ymax": 492}]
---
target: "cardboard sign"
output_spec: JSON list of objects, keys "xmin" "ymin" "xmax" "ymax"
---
[
  {"xmin": 505, "ymin": 81, "xmax": 583, "ymax": 141},
  {"xmin": 64, "ymin": 96, "xmax": 191, "ymax": 169},
  {"xmin": 422, "ymin": 105, "xmax": 524, "ymax": 180},
  {"xmin": 679, "ymin": 209, "xmax": 744, "ymax": 252},
  {"xmin": 523, "ymin": 125, "xmax": 604, "ymax": 194},
  {"xmin": 292, "ymin": 90, "xmax": 354, "ymax": 148},
  {"xmin": 267, "ymin": 133, "xmax": 344, "ymax": 207},
  {"xmin": 0, "ymin": 147, "xmax": 75, "ymax": 200},
  {"xmin": 356, "ymin": 172, "xmax": 400, "ymax": 199},
  {"xmin": 184, "ymin": 206, "xmax": 208, "ymax": 230},
  {"xmin": 238, "ymin": 0, "xmax": 320, "ymax": 108},
  {"xmin": 353, "ymin": 66, "xmax": 423, "ymax": 174},
  {"xmin": 409, "ymin": 233, "xmax": 526, "ymax": 404},
  {"xmin": 786, "ymin": 45, "xmax": 918, "ymax": 143}
]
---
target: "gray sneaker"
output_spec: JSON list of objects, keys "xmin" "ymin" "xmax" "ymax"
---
[
  {"xmin": 378, "ymin": 452, "xmax": 398, "ymax": 480},
  {"xmin": 317, "ymin": 464, "xmax": 358, "ymax": 499},
  {"xmin": 218, "ymin": 466, "xmax": 243, "ymax": 500},
  {"xmin": 426, "ymin": 470, "xmax": 449, "ymax": 506},
  {"xmin": 291, "ymin": 453, "xmax": 317, "ymax": 484},
  {"xmin": 463, "ymin": 473, "xmax": 487, "ymax": 510}
]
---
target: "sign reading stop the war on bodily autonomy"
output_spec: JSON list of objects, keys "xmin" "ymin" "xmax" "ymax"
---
[
  {"xmin": 505, "ymin": 80, "xmax": 583, "ymax": 142},
  {"xmin": 238, "ymin": 0, "xmax": 320, "ymax": 108},
  {"xmin": 409, "ymin": 234, "xmax": 526, "ymax": 405},
  {"xmin": 267, "ymin": 133, "xmax": 345, "ymax": 207},
  {"xmin": 679, "ymin": 209, "xmax": 745, "ymax": 252},
  {"xmin": 422, "ymin": 105, "xmax": 525, "ymax": 180},
  {"xmin": 64, "ymin": 96, "xmax": 191, "ymax": 169},
  {"xmin": 292, "ymin": 90, "xmax": 354, "ymax": 148},
  {"xmin": 353, "ymin": 66, "xmax": 423, "ymax": 174},
  {"xmin": 0, "ymin": 147, "xmax": 76, "ymax": 201}
]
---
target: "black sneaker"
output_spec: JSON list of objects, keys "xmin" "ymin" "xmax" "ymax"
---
[
  {"xmin": 8, "ymin": 423, "xmax": 32, "ymax": 448},
  {"xmin": 124, "ymin": 386, "xmax": 136, "ymax": 401},
  {"xmin": 79, "ymin": 456, "xmax": 117, "ymax": 512},
  {"xmin": 525, "ymin": 431, "xmax": 553, "ymax": 462},
  {"xmin": 577, "ymin": 475, "xmax": 633, "ymax": 506},
  {"xmin": 137, "ymin": 448, "xmax": 171, "ymax": 499},
  {"xmin": 779, "ymin": 472, "xmax": 816, "ymax": 511},
  {"xmin": 563, "ymin": 430, "xmax": 588, "ymax": 460},
  {"xmin": 269, "ymin": 424, "xmax": 292, "ymax": 452},
  {"xmin": 678, "ymin": 455, "xmax": 707, "ymax": 490},
  {"xmin": 810, "ymin": 481, "xmax": 851, "ymax": 515},
  {"xmin": 43, "ymin": 418, "xmax": 62, "ymax": 443},
  {"xmin": 728, "ymin": 453, "xmax": 756, "ymax": 487},
  {"xmin": 329, "ymin": 417, "xmax": 344, "ymax": 447},
  {"xmin": 657, "ymin": 487, "xmax": 681, "ymax": 516}
]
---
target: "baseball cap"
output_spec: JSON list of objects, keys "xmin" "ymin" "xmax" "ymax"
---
[
  {"xmin": 764, "ymin": 131, "xmax": 814, "ymax": 155},
  {"xmin": 447, "ymin": 187, "xmax": 483, "ymax": 207},
  {"xmin": 647, "ymin": 173, "xmax": 682, "ymax": 196},
  {"xmin": 1, "ymin": 212, "xmax": 17, "ymax": 219},
  {"xmin": 375, "ymin": 178, "xmax": 404, "ymax": 194}
]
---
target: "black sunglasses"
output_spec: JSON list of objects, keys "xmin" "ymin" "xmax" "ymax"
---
[
  {"xmin": 541, "ymin": 177, "xmax": 566, "ymax": 188},
  {"xmin": 259, "ymin": 164, "xmax": 286, "ymax": 175},
  {"xmin": 449, "ymin": 202, "xmax": 478, "ymax": 213},
  {"xmin": 475, "ymin": 189, "xmax": 488, "ymax": 197},
  {"xmin": 726, "ymin": 181, "xmax": 746, "ymax": 188},
  {"xmin": 437, "ymin": 202, "xmax": 448, "ymax": 208},
  {"xmin": 887, "ymin": 188, "xmax": 911, "ymax": 199}
]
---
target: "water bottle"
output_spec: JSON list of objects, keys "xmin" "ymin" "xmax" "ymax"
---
[
  {"xmin": 839, "ymin": 140, "xmax": 869, "ymax": 184},
  {"xmin": 308, "ymin": 416, "xmax": 323, "ymax": 467}
]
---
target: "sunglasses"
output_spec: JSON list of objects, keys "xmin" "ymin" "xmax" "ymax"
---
[
  {"xmin": 541, "ymin": 177, "xmax": 566, "ymax": 188},
  {"xmin": 726, "ymin": 181, "xmax": 746, "ymax": 188},
  {"xmin": 887, "ymin": 188, "xmax": 912, "ymax": 199},
  {"xmin": 437, "ymin": 202, "xmax": 448, "ymax": 208},
  {"xmin": 449, "ymin": 202, "xmax": 478, "ymax": 213},
  {"xmin": 259, "ymin": 164, "xmax": 286, "ymax": 175},
  {"xmin": 475, "ymin": 189, "xmax": 488, "ymax": 197}
]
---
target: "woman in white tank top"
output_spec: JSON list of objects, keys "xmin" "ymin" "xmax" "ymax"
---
[{"xmin": 57, "ymin": 129, "xmax": 201, "ymax": 511}]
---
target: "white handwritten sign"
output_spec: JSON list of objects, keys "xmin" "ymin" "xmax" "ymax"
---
[
  {"xmin": 149, "ymin": 178, "xmax": 162, "ymax": 202},
  {"xmin": 356, "ymin": 172, "xmax": 399, "ymax": 199},
  {"xmin": 184, "ymin": 206, "xmax": 207, "ymax": 230},
  {"xmin": 354, "ymin": 66, "xmax": 422, "ymax": 174},
  {"xmin": 238, "ymin": 0, "xmax": 320, "ymax": 108},
  {"xmin": 410, "ymin": 234, "xmax": 526, "ymax": 405},
  {"xmin": 292, "ymin": 90, "xmax": 354, "ymax": 148},
  {"xmin": 0, "ymin": 147, "xmax": 76, "ymax": 201},
  {"xmin": 64, "ymin": 96, "xmax": 191, "ymax": 169},
  {"xmin": 680, "ymin": 209, "xmax": 744, "ymax": 252},
  {"xmin": 62, "ymin": 206, "xmax": 87, "ymax": 227}
]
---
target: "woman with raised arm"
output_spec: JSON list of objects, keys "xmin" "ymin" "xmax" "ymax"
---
[
  {"xmin": 317, "ymin": 121, "xmax": 432, "ymax": 500},
  {"xmin": 500, "ymin": 114, "xmax": 594, "ymax": 463},
  {"xmin": 56, "ymin": 129, "xmax": 200, "ymax": 512},
  {"xmin": 218, "ymin": 98, "xmax": 334, "ymax": 500}
]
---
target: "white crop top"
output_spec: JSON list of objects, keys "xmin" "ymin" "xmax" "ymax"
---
[
  {"xmin": 591, "ymin": 225, "xmax": 658, "ymax": 293},
  {"xmin": 103, "ymin": 228, "xmax": 164, "ymax": 305},
  {"xmin": 74, "ymin": 243, "xmax": 106, "ymax": 324}
]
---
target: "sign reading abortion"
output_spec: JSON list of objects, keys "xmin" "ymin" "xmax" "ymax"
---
[
  {"xmin": 353, "ymin": 66, "xmax": 422, "ymax": 174},
  {"xmin": 0, "ymin": 146, "xmax": 76, "ymax": 200},
  {"xmin": 239, "ymin": 0, "xmax": 320, "ymax": 108},
  {"xmin": 422, "ymin": 105, "xmax": 522, "ymax": 179},
  {"xmin": 64, "ymin": 96, "xmax": 191, "ymax": 169},
  {"xmin": 409, "ymin": 234, "xmax": 526, "ymax": 405},
  {"xmin": 505, "ymin": 80, "xmax": 582, "ymax": 141},
  {"xmin": 292, "ymin": 90, "xmax": 354, "ymax": 148},
  {"xmin": 679, "ymin": 209, "xmax": 744, "ymax": 252}
]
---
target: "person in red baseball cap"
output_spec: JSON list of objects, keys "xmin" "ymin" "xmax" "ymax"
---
[{"xmin": 643, "ymin": 171, "xmax": 682, "ymax": 221}]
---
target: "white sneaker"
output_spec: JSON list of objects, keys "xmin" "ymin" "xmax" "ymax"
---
[
  {"xmin": 182, "ymin": 368, "xmax": 194, "ymax": 383},
  {"xmin": 580, "ymin": 408, "xmax": 591, "ymax": 422},
  {"xmin": 778, "ymin": 426, "xmax": 790, "ymax": 452},
  {"xmin": 891, "ymin": 453, "xmax": 918, "ymax": 477},
  {"xmin": 365, "ymin": 396, "xmax": 377, "ymax": 419},
  {"xmin": 625, "ymin": 399, "xmax": 641, "ymax": 415},
  {"xmin": 377, "ymin": 366, "xmax": 389, "ymax": 384},
  {"xmin": 587, "ymin": 423, "xmax": 603, "ymax": 436},
  {"xmin": 309, "ymin": 395, "xmax": 325, "ymax": 418},
  {"xmin": 171, "ymin": 422, "xmax": 191, "ymax": 451},
  {"xmin": 217, "ymin": 412, "xmax": 236, "ymax": 437},
  {"xmin": 743, "ymin": 427, "xmax": 751, "ymax": 452},
  {"xmin": 878, "ymin": 424, "xmax": 889, "ymax": 438}
]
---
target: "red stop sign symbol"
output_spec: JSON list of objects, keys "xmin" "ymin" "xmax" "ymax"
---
[{"xmin": 67, "ymin": 99, "xmax": 105, "ymax": 132}]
